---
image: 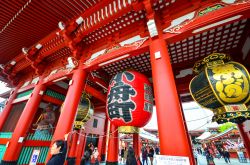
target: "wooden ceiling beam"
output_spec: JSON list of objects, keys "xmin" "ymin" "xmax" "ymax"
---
[{"xmin": 85, "ymin": 85, "xmax": 106, "ymax": 103}]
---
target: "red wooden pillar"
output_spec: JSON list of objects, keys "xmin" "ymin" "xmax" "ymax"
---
[
  {"xmin": 2, "ymin": 79, "xmax": 46, "ymax": 164},
  {"xmin": 101, "ymin": 118, "xmax": 109, "ymax": 162},
  {"xmin": 68, "ymin": 131, "xmax": 79, "ymax": 165},
  {"xmin": 47, "ymin": 69, "xmax": 87, "ymax": 161},
  {"xmin": 149, "ymin": 38, "xmax": 194, "ymax": 164},
  {"xmin": 106, "ymin": 123, "xmax": 119, "ymax": 165},
  {"xmin": 237, "ymin": 123, "xmax": 250, "ymax": 158},
  {"xmin": 76, "ymin": 130, "xmax": 86, "ymax": 165},
  {"xmin": 133, "ymin": 133, "xmax": 140, "ymax": 158},
  {"xmin": 0, "ymin": 86, "xmax": 19, "ymax": 130}
]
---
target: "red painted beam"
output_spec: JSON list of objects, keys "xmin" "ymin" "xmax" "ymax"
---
[
  {"xmin": 85, "ymin": 85, "xmax": 106, "ymax": 103},
  {"xmin": 42, "ymin": 95, "xmax": 63, "ymax": 105},
  {"xmin": 17, "ymin": 84, "xmax": 35, "ymax": 93},
  {"xmin": 82, "ymin": 39, "xmax": 150, "ymax": 70},
  {"xmin": 0, "ymin": 138, "xmax": 10, "ymax": 145},
  {"xmin": 89, "ymin": 74, "xmax": 108, "ymax": 90},
  {"xmin": 48, "ymin": 84, "xmax": 68, "ymax": 95},
  {"xmin": 23, "ymin": 140, "xmax": 51, "ymax": 147}
]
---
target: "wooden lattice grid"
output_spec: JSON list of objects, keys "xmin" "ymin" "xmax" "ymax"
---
[{"xmin": 168, "ymin": 19, "xmax": 247, "ymax": 64}]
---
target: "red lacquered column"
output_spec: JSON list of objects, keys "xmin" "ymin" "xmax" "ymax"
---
[
  {"xmin": 101, "ymin": 118, "xmax": 109, "ymax": 162},
  {"xmin": 149, "ymin": 38, "xmax": 194, "ymax": 164},
  {"xmin": 46, "ymin": 69, "xmax": 87, "ymax": 161},
  {"xmin": 75, "ymin": 129, "xmax": 86, "ymax": 165},
  {"xmin": 133, "ymin": 133, "xmax": 140, "ymax": 158},
  {"xmin": 106, "ymin": 123, "xmax": 119, "ymax": 165},
  {"xmin": 238, "ymin": 123, "xmax": 250, "ymax": 158},
  {"xmin": 68, "ymin": 131, "xmax": 79, "ymax": 165},
  {"xmin": 2, "ymin": 79, "xmax": 46, "ymax": 164}
]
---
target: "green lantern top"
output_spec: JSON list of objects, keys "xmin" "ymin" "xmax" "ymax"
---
[{"xmin": 193, "ymin": 53, "xmax": 231, "ymax": 75}]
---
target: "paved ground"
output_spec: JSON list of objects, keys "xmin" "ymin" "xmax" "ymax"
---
[
  {"xmin": 100, "ymin": 154, "xmax": 250, "ymax": 165},
  {"xmin": 197, "ymin": 154, "xmax": 250, "ymax": 165}
]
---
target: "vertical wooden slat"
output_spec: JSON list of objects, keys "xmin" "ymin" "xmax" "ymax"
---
[
  {"xmin": 17, "ymin": 147, "xmax": 26, "ymax": 164},
  {"xmin": 37, "ymin": 147, "xmax": 43, "ymax": 163},
  {"xmin": 25, "ymin": 147, "xmax": 33, "ymax": 164}
]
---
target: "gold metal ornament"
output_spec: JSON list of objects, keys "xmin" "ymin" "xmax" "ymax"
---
[
  {"xmin": 118, "ymin": 126, "xmax": 139, "ymax": 134},
  {"xmin": 73, "ymin": 93, "xmax": 94, "ymax": 130}
]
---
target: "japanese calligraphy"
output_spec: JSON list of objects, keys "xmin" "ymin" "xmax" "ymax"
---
[{"xmin": 107, "ymin": 72, "xmax": 137, "ymax": 123}]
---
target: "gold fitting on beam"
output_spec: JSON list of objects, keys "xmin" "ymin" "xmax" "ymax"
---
[{"xmin": 118, "ymin": 126, "xmax": 139, "ymax": 134}]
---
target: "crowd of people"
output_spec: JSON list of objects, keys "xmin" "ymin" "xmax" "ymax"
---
[
  {"xmin": 33, "ymin": 103, "xmax": 161, "ymax": 165},
  {"xmin": 36, "ymin": 104, "xmax": 236, "ymax": 165},
  {"xmin": 193, "ymin": 146, "xmax": 232, "ymax": 165},
  {"xmin": 81, "ymin": 143, "xmax": 100, "ymax": 165},
  {"xmin": 119, "ymin": 145, "xmax": 160, "ymax": 165}
]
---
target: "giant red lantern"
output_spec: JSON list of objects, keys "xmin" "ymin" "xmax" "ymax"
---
[{"xmin": 106, "ymin": 71, "xmax": 153, "ymax": 133}]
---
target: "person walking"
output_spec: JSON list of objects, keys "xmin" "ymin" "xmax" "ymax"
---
[
  {"xmin": 148, "ymin": 146, "xmax": 154, "ymax": 165},
  {"xmin": 81, "ymin": 149, "xmax": 91, "ymax": 165},
  {"xmin": 205, "ymin": 148, "xmax": 215, "ymax": 165},
  {"xmin": 193, "ymin": 148, "xmax": 198, "ymax": 164},
  {"xmin": 121, "ymin": 147, "xmax": 125, "ymax": 164},
  {"xmin": 124, "ymin": 147, "xmax": 128, "ymax": 163},
  {"xmin": 154, "ymin": 146, "xmax": 160, "ymax": 155},
  {"xmin": 90, "ymin": 147, "xmax": 99, "ymax": 165},
  {"xmin": 88, "ymin": 143, "xmax": 94, "ymax": 155},
  {"xmin": 223, "ymin": 149, "xmax": 231, "ymax": 164},
  {"xmin": 142, "ymin": 147, "xmax": 148, "ymax": 165},
  {"xmin": 126, "ymin": 147, "xmax": 137, "ymax": 165}
]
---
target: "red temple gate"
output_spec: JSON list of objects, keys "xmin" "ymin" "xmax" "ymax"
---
[{"xmin": 0, "ymin": 0, "xmax": 249, "ymax": 165}]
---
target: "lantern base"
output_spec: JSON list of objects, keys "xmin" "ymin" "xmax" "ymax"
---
[
  {"xmin": 118, "ymin": 126, "xmax": 139, "ymax": 134},
  {"xmin": 213, "ymin": 104, "xmax": 250, "ymax": 124}
]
